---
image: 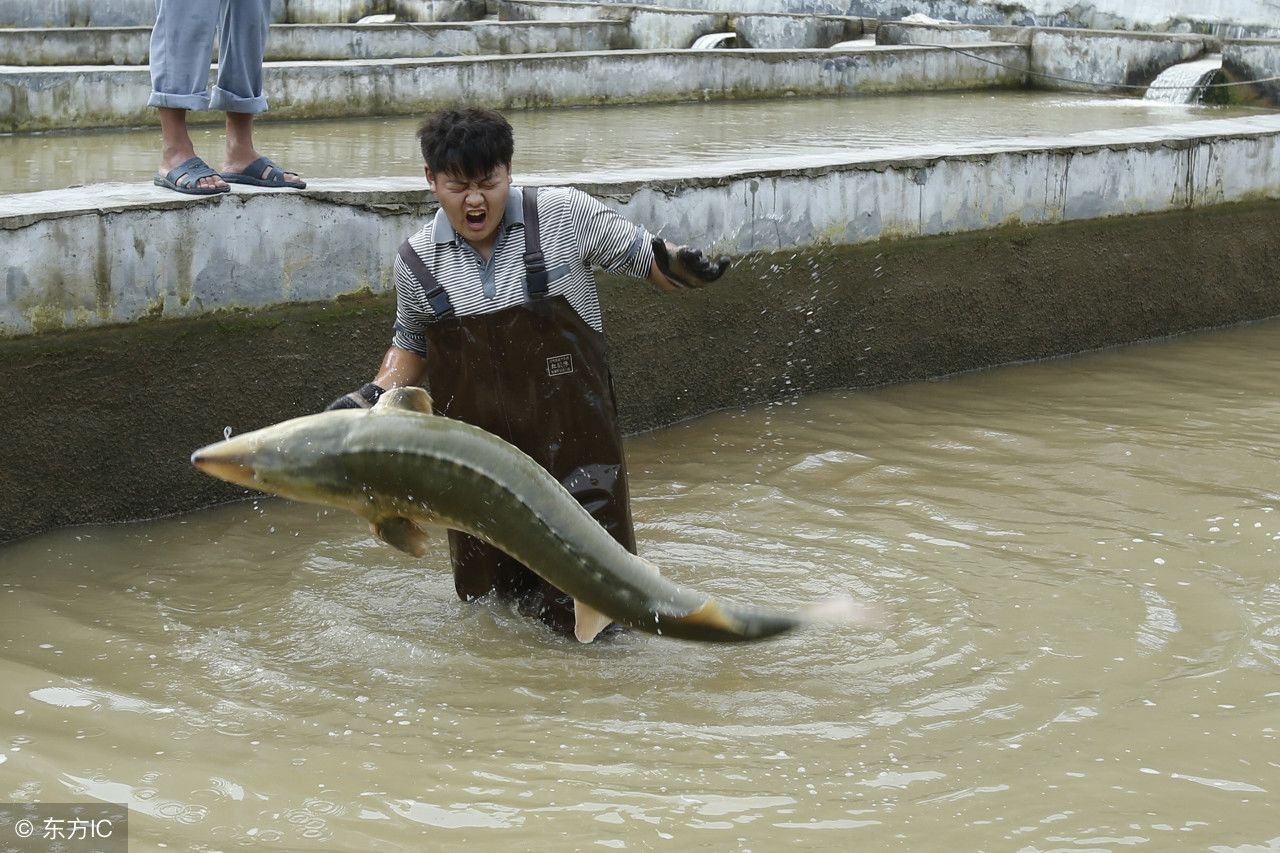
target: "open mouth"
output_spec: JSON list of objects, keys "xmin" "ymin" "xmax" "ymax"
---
[{"xmin": 465, "ymin": 209, "xmax": 487, "ymax": 228}]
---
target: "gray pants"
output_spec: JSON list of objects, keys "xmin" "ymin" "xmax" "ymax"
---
[{"xmin": 148, "ymin": 0, "xmax": 271, "ymax": 113}]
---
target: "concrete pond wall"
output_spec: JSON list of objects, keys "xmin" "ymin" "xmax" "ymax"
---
[
  {"xmin": 3, "ymin": 117, "xmax": 1280, "ymax": 541},
  {"xmin": 611, "ymin": 0, "xmax": 1280, "ymax": 39},
  {"xmin": 4, "ymin": 115, "xmax": 1279, "ymax": 337},
  {"xmin": 1028, "ymin": 28, "xmax": 1214, "ymax": 93},
  {"xmin": 1224, "ymin": 39, "xmax": 1280, "ymax": 106},
  {"xmin": 0, "ymin": 21, "xmax": 630, "ymax": 66},
  {"xmin": 0, "ymin": 0, "xmax": 487, "ymax": 27},
  {"xmin": 877, "ymin": 20, "xmax": 1280, "ymax": 104},
  {"xmin": 0, "ymin": 8, "xmax": 865, "ymax": 65},
  {"xmin": 500, "ymin": 0, "xmax": 870, "ymax": 48},
  {"xmin": 3, "ymin": 200, "xmax": 1277, "ymax": 544},
  {"xmin": 878, "ymin": 21, "xmax": 1221, "ymax": 94},
  {"xmin": 0, "ymin": 43, "xmax": 1026, "ymax": 132},
  {"xmin": 7, "ymin": 0, "xmax": 1278, "ymax": 34}
]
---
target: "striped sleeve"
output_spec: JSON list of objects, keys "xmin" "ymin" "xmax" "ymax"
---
[
  {"xmin": 565, "ymin": 188, "xmax": 655, "ymax": 280},
  {"xmin": 391, "ymin": 252, "xmax": 430, "ymax": 355}
]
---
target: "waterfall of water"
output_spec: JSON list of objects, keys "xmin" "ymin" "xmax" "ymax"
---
[
  {"xmin": 690, "ymin": 32, "xmax": 737, "ymax": 49},
  {"xmin": 1144, "ymin": 55, "xmax": 1223, "ymax": 103}
]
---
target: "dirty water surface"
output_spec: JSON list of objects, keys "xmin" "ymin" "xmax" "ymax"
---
[
  {"xmin": 1, "ymin": 320, "xmax": 1278, "ymax": 850},
  {"xmin": 0, "ymin": 90, "xmax": 1269, "ymax": 194}
]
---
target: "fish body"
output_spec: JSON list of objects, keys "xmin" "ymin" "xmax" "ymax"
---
[{"xmin": 192, "ymin": 388, "xmax": 859, "ymax": 643}]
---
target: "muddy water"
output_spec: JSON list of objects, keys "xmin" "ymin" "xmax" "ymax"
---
[
  {"xmin": 2, "ymin": 320, "xmax": 1279, "ymax": 851},
  {"xmin": 0, "ymin": 91, "xmax": 1268, "ymax": 194}
]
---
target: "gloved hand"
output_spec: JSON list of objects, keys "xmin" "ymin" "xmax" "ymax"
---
[
  {"xmin": 652, "ymin": 238, "xmax": 731, "ymax": 289},
  {"xmin": 325, "ymin": 382, "xmax": 384, "ymax": 411}
]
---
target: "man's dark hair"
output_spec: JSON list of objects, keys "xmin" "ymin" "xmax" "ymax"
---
[{"xmin": 417, "ymin": 107, "xmax": 514, "ymax": 179}]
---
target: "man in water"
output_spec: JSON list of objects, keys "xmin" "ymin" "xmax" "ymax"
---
[{"xmin": 327, "ymin": 106, "xmax": 730, "ymax": 635}]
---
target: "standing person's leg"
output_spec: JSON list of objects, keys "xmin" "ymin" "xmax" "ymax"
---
[
  {"xmin": 149, "ymin": 0, "xmax": 227, "ymax": 191},
  {"xmin": 216, "ymin": 0, "xmax": 305, "ymax": 188}
]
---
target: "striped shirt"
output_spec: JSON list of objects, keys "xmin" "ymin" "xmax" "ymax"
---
[{"xmin": 392, "ymin": 186, "xmax": 656, "ymax": 354}]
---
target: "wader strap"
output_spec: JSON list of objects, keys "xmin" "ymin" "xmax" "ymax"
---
[
  {"xmin": 522, "ymin": 186, "xmax": 549, "ymax": 297},
  {"xmin": 397, "ymin": 240, "xmax": 454, "ymax": 320}
]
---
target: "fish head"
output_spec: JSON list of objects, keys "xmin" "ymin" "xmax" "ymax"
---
[{"xmin": 190, "ymin": 411, "xmax": 370, "ymax": 511}]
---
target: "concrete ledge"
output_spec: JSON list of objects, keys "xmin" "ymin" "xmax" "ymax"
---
[
  {"xmin": 0, "ymin": 26, "xmax": 153, "ymax": 66},
  {"xmin": 734, "ymin": 13, "xmax": 862, "ymax": 49},
  {"xmin": 392, "ymin": 0, "xmax": 488, "ymax": 23},
  {"xmin": 0, "ymin": 0, "xmax": 174, "ymax": 27},
  {"xmin": 880, "ymin": 20, "xmax": 1221, "ymax": 51},
  {"xmin": 4, "ymin": 115, "xmax": 1279, "ymax": 339},
  {"xmin": 498, "ymin": 0, "xmax": 871, "ymax": 49},
  {"xmin": 1029, "ymin": 28, "xmax": 1214, "ymax": 93},
  {"xmin": 877, "ymin": 20, "xmax": 1038, "ymax": 47},
  {"xmin": 500, "ymin": 0, "xmax": 724, "ymax": 49},
  {"xmin": 597, "ymin": 0, "xmax": 1280, "ymax": 37},
  {"xmin": 501, "ymin": 0, "xmax": 637, "ymax": 23},
  {"xmin": 0, "ymin": 44, "xmax": 1027, "ymax": 133},
  {"xmin": 0, "ymin": 21, "xmax": 630, "ymax": 67},
  {"xmin": 0, "ymin": 0, "xmax": 485, "ymax": 27},
  {"xmin": 7, "ymin": 0, "xmax": 1279, "ymax": 36}
]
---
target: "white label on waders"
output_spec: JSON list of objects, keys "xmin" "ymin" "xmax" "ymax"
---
[{"xmin": 546, "ymin": 354, "xmax": 574, "ymax": 377}]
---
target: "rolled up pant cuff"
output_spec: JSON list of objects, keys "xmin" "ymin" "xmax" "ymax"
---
[
  {"xmin": 148, "ymin": 91, "xmax": 211, "ymax": 111},
  {"xmin": 209, "ymin": 86, "xmax": 267, "ymax": 114}
]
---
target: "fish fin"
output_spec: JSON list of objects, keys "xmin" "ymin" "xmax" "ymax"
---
[
  {"xmin": 573, "ymin": 560, "xmax": 659, "ymax": 642},
  {"xmin": 369, "ymin": 516, "xmax": 430, "ymax": 557},
  {"xmin": 573, "ymin": 600, "xmax": 614, "ymax": 643},
  {"xmin": 372, "ymin": 386, "xmax": 434, "ymax": 415}
]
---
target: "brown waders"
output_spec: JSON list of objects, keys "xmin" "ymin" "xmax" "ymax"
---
[{"xmin": 395, "ymin": 188, "xmax": 637, "ymax": 635}]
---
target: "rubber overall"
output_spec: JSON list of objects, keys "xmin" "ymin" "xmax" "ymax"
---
[{"xmin": 396, "ymin": 188, "xmax": 638, "ymax": 635}]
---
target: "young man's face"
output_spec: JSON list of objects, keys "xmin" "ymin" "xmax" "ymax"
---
[{"xmin": 426, "ymin": 164, "xmax": 512, "ymax": 253}]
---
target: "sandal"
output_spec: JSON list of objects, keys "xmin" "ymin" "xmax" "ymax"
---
[
  {"xmin": 221, "ymin": 156, "xmax": 306, "ymax": 189},
  {"xmin": 153, "ymin": 156, "xmax": 230, "ymax": 195}
]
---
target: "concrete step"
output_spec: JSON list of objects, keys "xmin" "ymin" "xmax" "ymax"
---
[
  {"xmin": 0, "ymin": 0, "xmax": 483, "ymax": 28},
  {"xmin": 499, "ymin": 0, "xmax": 873, "ymax": 50},
  {"xmin": 0, "ymin": 20, "xmax": 628, "ymax": 66},
  {"xmin": 0, "ymin": 43, "xmax": 1028, "ymax": 133}
]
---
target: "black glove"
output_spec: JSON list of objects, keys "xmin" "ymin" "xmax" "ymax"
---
[
  {"xmin": 652, "ymin": 238, "xmax": 731, "ymax": 288},
  {"xmin": 325, "ymin": 382, "xmax": 384, "ymax": 411}
]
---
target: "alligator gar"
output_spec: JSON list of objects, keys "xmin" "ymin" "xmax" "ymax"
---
[{"xmin": 191, "ymin": 387, "xmax": 863, "ymax": 643}]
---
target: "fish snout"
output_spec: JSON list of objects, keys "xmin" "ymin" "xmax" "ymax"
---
[{"xmin": 191, "ymin": 441, "xmax": 259, "ymax": 488}]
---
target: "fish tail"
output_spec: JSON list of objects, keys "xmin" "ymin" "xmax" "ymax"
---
[{"xmin": 660, "ymin": 594, "xmax": 882, "ymax": 642}]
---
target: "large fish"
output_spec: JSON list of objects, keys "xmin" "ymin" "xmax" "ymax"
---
[{"xmin": 191, "ymin": 387, "xmax": 864, "ymax": 643}]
